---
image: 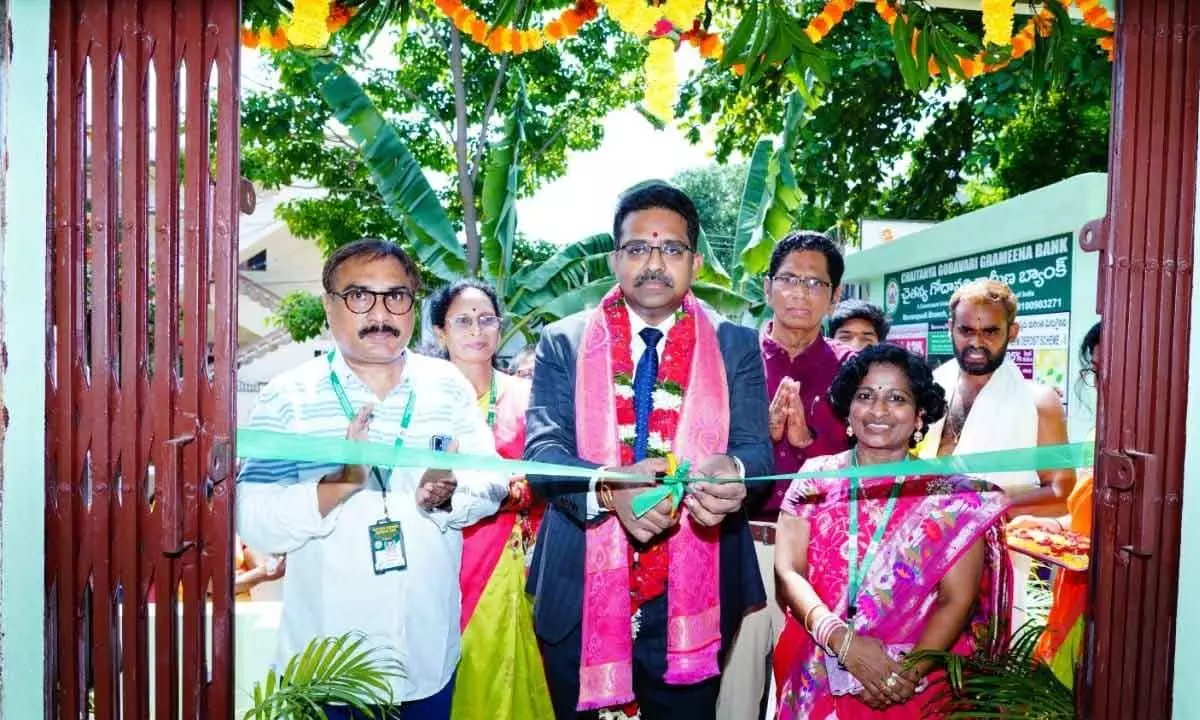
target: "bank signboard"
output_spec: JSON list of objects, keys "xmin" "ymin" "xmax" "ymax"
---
[{"xmin": 882, "ymin": 233, "xmax": 1073, "ymax": 400}]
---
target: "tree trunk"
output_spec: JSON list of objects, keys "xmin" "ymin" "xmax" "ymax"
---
[{"xmin": 449, "ymin": 25, "xmax": 481, "ymax": 276}]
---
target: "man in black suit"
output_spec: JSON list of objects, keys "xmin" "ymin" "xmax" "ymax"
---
[{"xmin": 524, "ymin": 183, "xmax": 772, "ymax": 719}]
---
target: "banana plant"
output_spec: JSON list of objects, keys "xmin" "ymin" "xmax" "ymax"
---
[
  {"xmin": 272, "ymin": 59, "xmax": 785, "ymax": 346},
  {"xmin": 728, "ymin": 89, "xmax": 809, "ymax": 326},
  {"xmin": 310, "ymin": 58, "xmax": 466, "ymax": 282}
]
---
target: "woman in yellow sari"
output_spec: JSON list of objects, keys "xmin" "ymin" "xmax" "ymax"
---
[
  {"xmin": 1008, "ymin": 321, "xmax": 1100, "ymax": 688},
  {"xmin": 429, "ymin": 279, "xmax": 553, "ymax": 720}
]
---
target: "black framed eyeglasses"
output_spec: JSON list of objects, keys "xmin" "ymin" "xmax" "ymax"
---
[
  {"xmin": 330, "ymin": 286, "xmax": 417, "ymax": 316},
  {"xmin": 617, "ymin": 240, "xmax": 694, "ymax": 259},
  {"xmin": 770, "ymin": 274, "xmax": 833, "ymax": 294}
]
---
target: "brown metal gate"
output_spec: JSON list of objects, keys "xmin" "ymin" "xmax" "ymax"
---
[
  {"xmin": 45, "ymin": 0, "xmax": 240, "ymax": 717},
  {"xmin": 1082, "ymin": 0, "xmax": 1200, "ymax": 717}
]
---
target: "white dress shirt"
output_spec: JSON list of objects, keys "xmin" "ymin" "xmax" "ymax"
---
[
  {"xmin": 237, "ymin": 350, "xmax": 506, "ymax": 701},
  {"xmin": 586, "ymin": 310, "xmax": 676, "ymax": 518}
]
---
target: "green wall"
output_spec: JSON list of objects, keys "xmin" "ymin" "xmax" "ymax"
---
[
  {"xmin": 1, "ymin": 0, "xmax": 49, "ymax": 716},
  {"xmin": 841, "ymin": 172, "xmax": 1107, "ymax": 442},
  {"xmin": 1172, "ymin": 167, "xmax": 1200, "ymax": 719}
]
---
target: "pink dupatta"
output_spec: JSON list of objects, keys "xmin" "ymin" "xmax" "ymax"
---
[{"xmin": 574, "ymin": 288, "xmax": 729, "ymax": 711}]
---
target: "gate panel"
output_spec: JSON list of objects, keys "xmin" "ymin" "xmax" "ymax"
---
[
  {"xmin": 1084, "ymin": 0, "xmax": 1200, "ymax": 717},
  {"xmin": 46, "ymin": 0, "xmax": 240, "ymax": 717}
]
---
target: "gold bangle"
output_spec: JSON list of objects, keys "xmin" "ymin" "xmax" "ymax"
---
[{"xmin": 597, "ymin": 479, "xmax": 616, "ymax": 512}]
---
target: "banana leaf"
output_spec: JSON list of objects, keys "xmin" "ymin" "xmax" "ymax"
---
[
  {"xmin": 507, "ymin": 233, "xmax": 613, "ymax": 315},
  {"xmin": 310, "ymin": 58, "xmax": 465, "ymax": 282}
]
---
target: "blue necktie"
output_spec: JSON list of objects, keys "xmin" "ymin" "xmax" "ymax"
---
[{"xmin": 633, "ymin": 327, "xmax": 663, "ymax": 461}]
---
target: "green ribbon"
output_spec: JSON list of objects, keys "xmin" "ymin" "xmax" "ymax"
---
[
  {"xmin": 630, "ymin": 460, "xmax": 692, "ymax": 518},
  {"xmin": 236, "ymin": 429, "xmax": 1094, "ymax": 517}
]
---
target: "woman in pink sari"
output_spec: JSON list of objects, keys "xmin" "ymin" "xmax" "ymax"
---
[
  {"xmin": 428, "ymin": 279, "xmax": 552, "ymax": 720},
  {"xmin": 775, "ymin": 343, "xmax": 1011, "ymax": 719}
]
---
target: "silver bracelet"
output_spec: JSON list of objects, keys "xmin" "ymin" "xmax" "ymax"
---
[{"xmin": 837, "ymin": 627, "xmax": 855, "ymax": 666}]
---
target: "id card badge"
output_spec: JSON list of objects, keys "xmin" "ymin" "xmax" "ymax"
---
[
  {"xmin": 823, "ymin": 653, "xmax": 862, "ymax": 696},
  {"xmin": 369, "ymin": 519, "xmax": 408, "ymax": 575}
]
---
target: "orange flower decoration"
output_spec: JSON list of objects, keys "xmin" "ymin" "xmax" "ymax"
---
[
  {"xmin": 268, "ymin": 27, "xmax": 289, "ymax": 50},
  {"xmin": 434, "ymin": 0, "xmax": 595, "ymax": 54}
]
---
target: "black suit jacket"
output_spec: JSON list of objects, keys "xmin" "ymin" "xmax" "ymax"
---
[{"xmin": 523, "ymin": 306, "xmax": 772, "ymax": 672}]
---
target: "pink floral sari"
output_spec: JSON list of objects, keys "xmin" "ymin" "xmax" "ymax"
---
[{"xmin": 777, "ymin": 452, "xmax": 1012, "ymax": 720}]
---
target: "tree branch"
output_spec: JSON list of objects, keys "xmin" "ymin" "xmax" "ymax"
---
[
  {"xmin": 469, "ymin": 55, "xmax": 511, "ymax": 187},
  {"xmin": 449, "ymin": 25, "xmax": 482, "ymax": 275},
  {"xmin": 527, "ymin": 120, "xmax": 571, "ymax": 168}
]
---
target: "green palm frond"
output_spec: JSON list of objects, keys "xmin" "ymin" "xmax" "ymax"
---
[
  {"xmin": 906, "ymin": 621, "xmax": 1074, "ymax": 720},
  {"xmin": 243, "ymin": 632, "xmax": 402, "ymax": 720}
]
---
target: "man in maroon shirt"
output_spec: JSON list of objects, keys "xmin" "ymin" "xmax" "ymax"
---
[{"xmin": 716, "ymin": 230, "xmax": 855, "ymax": 720}]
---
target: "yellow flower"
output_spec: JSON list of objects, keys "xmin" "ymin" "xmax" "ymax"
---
[
  {"xmin": 605, "ymin": 0, "xmax": 659, "ymax": 36},
  {"xmin": 663, "ymin": 0, "xmax": 703, "ymax": 31},
  {"xmin": 644, "ymin": 37, "xmax": 677, "ymax": 123},
  {"xmin": 981, "ymin": 0, "xmax": 1014, "ymax": 47},
  {"xmin": 287, "ymin": 0, "xmax": 332, "ymax": 48}
]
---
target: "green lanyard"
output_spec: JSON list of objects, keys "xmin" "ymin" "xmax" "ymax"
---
[
  {"xmin": 484, "ymin": 374, "xmax": 498, "ymax": 428},
  {"xmin": 846, "ymin": 462, "xmax": 906, "ymax": 620},
  {"xmin": 326, "ymin": 352, "xmax": 416, "ymax": 443},
  {"xmin": 326, "ymin": 352, "xmax": 416, "ymax": 520}
]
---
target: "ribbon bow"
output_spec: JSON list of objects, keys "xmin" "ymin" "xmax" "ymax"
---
[{"xmin": 631, "ymin": 453, "xmax": 693, "ymax": 518}]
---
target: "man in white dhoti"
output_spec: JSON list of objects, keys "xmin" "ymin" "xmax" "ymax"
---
[{"xmin": 918, "ymin": 278, "xmax": 1075, "ymax": 628}]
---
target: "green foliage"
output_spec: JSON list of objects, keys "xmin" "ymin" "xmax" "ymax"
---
[
  {"xmin": 671, "ymin": 162, "xmax": 746, "ymax": 265},
  {"xmin": 681, "ymin": 2, "xmax": 1111, "ymax": 243},
  {"xmin": 310, "ymin": 57, "xmax": 467, "ymax": 281},
  {"xmin": 991, "ymin": 89, "xmax": 1110, "ymax": 198},
  {"xmin": 908, "ymin": 622, "xmax": 1074, "ymax": 719},
  {"xmin": 241, "ymin": 14, "xmax": 643, "ymax": 255},
  {"xmin": 273, "ymin": 291, "xmax": 328, "ymax": 343},
  {"xmin": 243, "ymin": 632, "xmax": 401, "ymax": 720}
]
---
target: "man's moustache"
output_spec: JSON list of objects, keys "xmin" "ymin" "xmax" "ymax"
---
[
  {"xmin": 359, "ymin": 325, "xmax": 401, "ymax": 338},
  {"xmin": 635, "ymin": 272, "xmax": 673, "ymax": 287}
]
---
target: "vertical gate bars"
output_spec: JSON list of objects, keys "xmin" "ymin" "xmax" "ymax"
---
[
  {"xmin": 46, "ymin": 0, "xmax": 240, "ymax": 717},
  {"xmin": 1084, "ymin": 0, "xmax": 1200, "ymax": 717}
]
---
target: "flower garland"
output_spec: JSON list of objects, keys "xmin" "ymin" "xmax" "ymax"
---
[
  {"xmin": 875, "ymin": 0, "xmax": 1114, "ymax": 81},
  {"xmin": 241, "ymin": 1, "xmax": 352, "ymax": 49},
  {"xmin": 602, "ymin": 287, "xmax": 696, "ymax": 720},
  {"xmin": 644, "ymin": 37, "xmax": 679, "ymax": 124},
  {"xmin": 1076, "ymin": 0, "xmax": 1116, "ymax": 59},
  {"xmin": 804, "ymin": 0, "xmax": 857, "ymax": 43},
  {"xmin": 605, "ymin": 294, "xmax": 694, "ymax": 466},
  {"xmin": 287, "ymin": 0, "xmax": 332, "ymax": 48},
  {"xmin": 432, "ymin": 0, "xmax": 600, "ymax": 55},
  {"xmin": 597, "ymin": 0, "xmax": 706, "ymax": 122},
  {"xmin": 981, "ymin": 0, "xmax": 1016, "ymax": 47}
]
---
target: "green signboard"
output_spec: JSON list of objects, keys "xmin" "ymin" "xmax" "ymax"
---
[{"xmin": 882, "ymin": 233, "xmax": 1073, "ymax": 398}]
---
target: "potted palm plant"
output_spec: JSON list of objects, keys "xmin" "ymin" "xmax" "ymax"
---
[{"xmin": 243, "ymin": 632, "xmax": 401, "ymax": 720}]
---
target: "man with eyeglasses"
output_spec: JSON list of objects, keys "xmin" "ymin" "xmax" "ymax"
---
[
  {"xmin": 717, "ymin": 230, "xmax": 858, "ymax": 720},
  {"xmin": 525, "ymin": 182, "xmax": 771, "ymax": 719},
  {"xmin": 237, "ymin": 238, "xmax": 507, "ymax": 720}
]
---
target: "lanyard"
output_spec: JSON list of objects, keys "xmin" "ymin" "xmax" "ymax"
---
[
  {"xmin": 327, "ymin": 352, "xmax": 416, "ymax": 519},
  {"xmin": 483, "ymin": 374, "xmax": 498, "ymax": 428},
  {"xmin": 326, "ymin": 352, "xmax": 416, "ymax": 440},
  {"xmin": 846, "ymin": 463, "xmax": 906, "ymax": 620}
]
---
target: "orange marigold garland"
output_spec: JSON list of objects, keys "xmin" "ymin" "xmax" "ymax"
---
[
  {"xmin": 874, "ymin": 0, "xmax": 1114, "ymax": 80},
  {"xmin": 1076, "ymin": 0, "xmax": 1116, "ymax": 59},
  {"xmin": 804, "ymin": 0, "xmax": 856, "ymax": 44},
  {"xmin": 432, "ymin": 0, "xmax": 598, "ymax": 54}
]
